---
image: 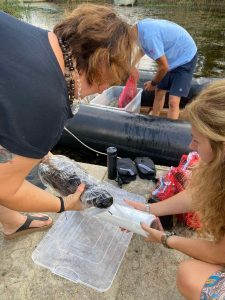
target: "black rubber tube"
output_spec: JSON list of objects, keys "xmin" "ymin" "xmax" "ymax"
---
[
  {"xmin": 58, "ymin": 104, "xmax": 192, "ymax": 166},
  {"xmin": 57, "ymin": 73, "xmax": 214, "ymax": 166}
]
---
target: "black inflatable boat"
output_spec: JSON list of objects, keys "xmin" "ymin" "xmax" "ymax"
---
[{"xmin": 57, "ymin": 71, "xmax": 213, "ymax": 166}]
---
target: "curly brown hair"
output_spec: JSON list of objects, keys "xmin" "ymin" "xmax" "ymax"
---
[
  {"xmin": 184, "ymin": 79, "xmax": 225, "ymax": 241},
  {"xmin": 53, "ymin": 4, "xmax": 137, "ymax": 86}
]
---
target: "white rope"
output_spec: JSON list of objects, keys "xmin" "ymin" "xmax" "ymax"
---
[{"xmin": 64, "ymin": 126, "xmax": 107, "ymax": 156}]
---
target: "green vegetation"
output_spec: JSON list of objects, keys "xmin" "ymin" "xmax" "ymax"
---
[
  {"xmin": 0, "ymin": 0, "xmax": 25, "ymax": 18},
  {"xmin": 139, "ymin": 0, "xmax": 224, "ymax": 10}
]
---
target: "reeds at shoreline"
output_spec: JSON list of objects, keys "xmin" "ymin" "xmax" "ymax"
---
[{"xmin": 0, "ymin": 0, "xmax": 24, "ymax": 18}]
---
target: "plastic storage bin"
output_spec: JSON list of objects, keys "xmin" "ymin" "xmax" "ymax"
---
[
  {"xmin": 32, "ymin": 211, "xmax": 132, "ymax": 292},
  {"xmin": 90, "ymin": 86, "xmax": 143, "ymax": 113},
  {"xmin": 32, "ymin": 182, "xmax": 146, "ymax": 292}
]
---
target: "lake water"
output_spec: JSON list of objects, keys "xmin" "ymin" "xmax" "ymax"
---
[
  {"xmin": 19, "ymin": 0, "xmax": 225, "ymax": 165},
  {"xmin": 21, "ymin": 0, "xmax": 225, "ymax": 78}
]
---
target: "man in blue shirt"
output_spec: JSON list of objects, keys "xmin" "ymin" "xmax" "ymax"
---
[{"xmin": 134, "ymin": 19, "xmax": 197, "ymax": 119}]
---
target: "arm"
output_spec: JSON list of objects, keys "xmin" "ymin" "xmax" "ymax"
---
[
  {"xmin": 0, "ymin": 155, "xmax": 84, "ymax": 212},
  {"xmin": 168, "ymin": 235, "xmax": 225, "ymax": 266},
  {"xmin": 141, "ymin": 223, "xmax": 225, "ymax": 266},
  {"xmin": 125, "ymin": 189, "xmax": 192, "ymax": 216},
  {"xmin": 144, "ymin": 55, "xmax": 169, "ymax": 92},
  {"xmin": 151, "ymin": 190, "xmax": 192, "ymax": 216}
]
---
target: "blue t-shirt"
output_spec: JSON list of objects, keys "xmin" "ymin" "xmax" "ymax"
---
[
  {"xmin": 0, "ymin": 12, "xmax": 72, "ymax": 159},
  {"xmin": 137, "ymin": 19, "xmax": 197, "ymax": 70}
]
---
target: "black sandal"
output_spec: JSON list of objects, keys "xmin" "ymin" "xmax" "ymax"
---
[{"xmin": 3, "ymin": 214, "xmax": 53, "ymax": 240}]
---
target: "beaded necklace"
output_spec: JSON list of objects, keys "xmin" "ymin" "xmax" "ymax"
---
[{"xmin": 58, "ymin": 38, "xmax": 81, "ymax": 107}]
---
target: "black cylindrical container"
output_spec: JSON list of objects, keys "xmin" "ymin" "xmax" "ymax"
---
[{"xmin": 106, "ymin": 147, "xmax": 117, "ymax": 180}]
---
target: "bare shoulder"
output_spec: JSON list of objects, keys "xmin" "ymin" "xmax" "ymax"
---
[{"xmin": 48, "ymin": 31, "xmax": 64, "ymax": 73}]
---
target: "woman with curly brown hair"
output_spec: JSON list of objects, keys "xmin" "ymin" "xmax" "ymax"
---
[
  {"xmin": 0, "ymin": 4, "xmax": 137, "ymax": 239},
  {"xmin": 126, "ymin": 80, "xmax": 225, "ymax": 299}
]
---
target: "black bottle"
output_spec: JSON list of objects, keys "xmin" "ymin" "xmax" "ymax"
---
[{"xmin": 106, "ymin": 147, "xmax": 117, "ymax": 180}]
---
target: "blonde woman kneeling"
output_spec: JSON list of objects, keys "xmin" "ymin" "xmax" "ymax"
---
[{"xmin": 126, "ymin": 80, "xmax": 225, "ymax": 299}]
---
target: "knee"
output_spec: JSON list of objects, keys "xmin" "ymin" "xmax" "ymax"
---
[
  {"xmin": 176, "ymin": 260, "xmax": 194, "ymax": 299},
  {"xmin": 169, "ymin": 101, "xmax": 179, "ymax": 111}
]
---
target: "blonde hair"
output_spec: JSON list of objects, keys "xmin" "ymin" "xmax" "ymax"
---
[
  {"xmin": 54, "ymin": 4, "xmax": 138, "ymax": 86},
  {"xmin": 184, "ymin": 79, "xmax": 225, "ymax": 241}
]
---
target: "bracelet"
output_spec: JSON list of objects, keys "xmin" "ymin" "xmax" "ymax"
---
[
  {"xmin": 151, "ymin": 80, "xmax": 159, "ymax": 86},
  {"xmin": 161, "ymin": 231, "xmax": 176, "ymax": 249},
  {"xmin": 145, "ymin": 203, "xmax": 151, "ymax": 213},
  {"xmin": 57, "ymin": 196, "xmax": 65, "ymax": 213}
]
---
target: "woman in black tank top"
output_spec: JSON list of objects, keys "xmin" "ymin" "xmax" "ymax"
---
[{"xmin": 0, "ymin": 4, "xmax": 138, "ymax": 239}]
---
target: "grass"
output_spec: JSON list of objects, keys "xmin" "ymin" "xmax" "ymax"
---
[
  {"xmin": 0, "ymin": 0, "xmax": 25, "ymax": 18},
  {"xmin": 139, "ymin": 0, "xmax": 223, "ymax": 9}
]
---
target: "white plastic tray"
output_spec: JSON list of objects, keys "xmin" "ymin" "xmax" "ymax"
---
[{"xmin": 90, "ymin": 86, "xmax": 143, "ymax": 113}]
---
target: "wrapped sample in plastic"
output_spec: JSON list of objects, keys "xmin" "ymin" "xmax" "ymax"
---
[
  {"xmin": 97, "ymin": 203, "xmax": 159, "ymax": 237},
  {"xmin": 38, "ymin": 155, "xmax": 113, "ymax": 209}
]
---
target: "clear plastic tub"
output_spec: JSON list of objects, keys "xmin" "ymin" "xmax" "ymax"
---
[
  {"xmin": 32, "ymin": 183, "xmax": 147, "ymax": 292},
  {"xmin": 32, "ymin": 211, "xmax": 132, "ymax": 291},
  {"xmin": 90, "ymin": 86, "xmax": 143, "ymax": 113}
]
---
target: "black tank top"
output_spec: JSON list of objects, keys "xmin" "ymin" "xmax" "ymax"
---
[{"xmin": 0, "ymin": 12, "xmax": 72, "ymax": 159}]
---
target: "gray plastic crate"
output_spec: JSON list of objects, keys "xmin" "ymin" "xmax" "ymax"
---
[{"xmin": 90, "ymin": 86, "xmax": 143, "ymax": 113}]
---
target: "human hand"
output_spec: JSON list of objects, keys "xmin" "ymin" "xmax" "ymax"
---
[
  {"xmin": 124, "ymin": 199, "xmax": 146, "ymax": 212},
  {"xmin": 64, "ymin": 183, "xmax": 85, "ymax": 211},
  {"xmin": 40, "ymin": 152, "xmax": 53, "ymax": 163},
  {"xmin": 144, "ymin": 81, "xmax": 156, "ymax": 92},
  {"xmin": 141, "ymin": 222, "xmax": 164, "ymax": 243}
]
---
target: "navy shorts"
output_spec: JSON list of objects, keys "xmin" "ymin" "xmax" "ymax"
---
[{"xmin": 157, "ymin": 53, "xmax": 198, "ymax": 97}]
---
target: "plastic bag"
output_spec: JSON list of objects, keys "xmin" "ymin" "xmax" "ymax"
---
[
  {"xmin": 134, "ymin": 157, "xmax": 156, "ymax": 180},
  {"xmin": 152, "ymin": 152, "xmax": 199, "ymax": 200},
  {"xmin": 151, "ymin": 151, "xmax": 201, "ymax": 229},
  {"xmin": 118, "ymin": 69, "xmax": 139, "ymax": 108},
  {"xmin": 116, "ymin": 158, "xmax": 137, "ymax": 186},
  {"xmin": 38, "ymin": 155, "xmax": 113, "ymax": 209}
]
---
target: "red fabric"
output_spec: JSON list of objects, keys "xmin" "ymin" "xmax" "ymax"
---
[
  {"xmin": 118, "ymin": 69, "xmax": 139, "ymax": 108},
  {"xmin": 185, "ymin": 212, "xmax": 201, "ymax": 229},
  {"xmin": 152, "ymin": 152, "xmax": 201, "ymax": 229}
]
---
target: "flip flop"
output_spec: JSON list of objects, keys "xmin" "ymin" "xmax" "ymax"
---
[{"xmin": 3, "ymin": 214, "xmax": 53, "ymax": 240}]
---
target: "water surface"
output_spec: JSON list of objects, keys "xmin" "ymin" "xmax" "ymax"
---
[
  {"xmin": 21, "ymin": 1, "xmax": 225, "ymax": 78},
  {"xmin": 19, "ymin": 1, "xmax": 225, "ymax": 164}
]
